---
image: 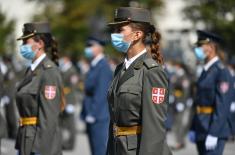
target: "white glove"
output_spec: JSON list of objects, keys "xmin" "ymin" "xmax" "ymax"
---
[
  {"xmin": 230, "ymin": 102, "xmax": 235, "ymax": 112},
  {"xmin": 65, "ymin": 104, "xmax": 75, "ymax": 114},
  {"xmin": 176, "ymin": 102, "xmax": 185, "ymax": 112},
  {"xmin": 85, "ymin": 115, "xmax": 96, "ymax": 124},
  {"xmin": 205, "ymin": 135, "xmax": 218, "ymax": 150},
  {"xmin": 0, "ymin": 96, "xmax": 10, "ymax": 107}
]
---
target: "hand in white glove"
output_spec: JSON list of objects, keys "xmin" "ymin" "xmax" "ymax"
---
[
  {"xmin": 85, "ymin": 115, "xmax": 96, "ymax": 124},
  {"xmin": 65, "ymin": 104, "xmax": 75, "ymax": 114},
  {"xmin": 176, "ymin": 102, "xmax": 185, "ymax": 112},
  {"xmin": 230, "ymin": 102, "xmax": 235, "ymax": 112},
  {"xmin": 205, "ymin": 135, "xmax": 218, "ymax": 150},
  {"xmin": 0, "ymin": 96, "xmax": 10, "ymax": 107}
]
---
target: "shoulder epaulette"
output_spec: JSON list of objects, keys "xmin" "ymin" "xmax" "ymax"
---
[
  {"xmin": 43, "ymin": 61, "xmax": 54, "ymax": 69},
  {"xmin": 217, "ymin": 62, "xmax": 225, "ymax": 70},
  {"xmin": 143, "ymin": 58, "xmax": 159, "ymax": 69},
  {"xmin": 134, "ymin": 61, "xmax": 144, "ymax": 69}
]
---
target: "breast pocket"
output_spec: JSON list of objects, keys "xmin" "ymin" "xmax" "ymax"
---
[
  {"xmin": 20, "ymin": 76, "xmax": 40, "ymax": 95},
  {"xmin": 118, "ymin": 85, "xmax": 142, "ymax": 110}
]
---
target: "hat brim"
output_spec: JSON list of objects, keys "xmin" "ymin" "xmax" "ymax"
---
[
  {"xmin": 17, "ymin": 33, "xmax": 35, "ymax": 41},
  {"xmin": 194, "ymin": 39, "xmax": 210, "ymax": 46},
  {"xmin": 107, "ymin": 21, "xmax": 130, "ymax": 26}
]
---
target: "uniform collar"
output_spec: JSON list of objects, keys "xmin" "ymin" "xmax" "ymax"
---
[
  {"xmin": 31, "ymin": 53, "xmax": 46, "ymax": 71},
  {"xmin": 203, "ymin": 56, "xmax": 219, "ymax": 71},
  {"xmin": 91, "ymin": 54, "xmax": 104, "ymax": 67},
  {"xmin": 124, "ymin": 48, "xmax": 147, "ymax": 69}
]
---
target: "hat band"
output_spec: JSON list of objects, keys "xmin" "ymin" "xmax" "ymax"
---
[
  {"xmin": 198, "ymin": 38, "xmax": 210, "ymax": 45},
  {"xmin": 17, "ymin": 33, "xmax": 35, "ymax": 40}
]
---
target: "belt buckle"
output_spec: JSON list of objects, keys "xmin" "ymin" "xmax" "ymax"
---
[{"xmin": 113, "ymin": 125, "xmax": 117, "ymax": 137}]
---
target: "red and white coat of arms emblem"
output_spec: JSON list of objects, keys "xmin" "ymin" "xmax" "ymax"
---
[
  {"xmin": 152, "ymin": 87, "xmax": 166, "ymax": 104},
  {"xmin": 44, "ymin": 85, "xmax": 56, "ymax": 100}
]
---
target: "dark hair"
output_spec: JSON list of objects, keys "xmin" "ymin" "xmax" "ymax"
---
[
  {"xmin": 129, "ymin": 22, "xmax": 164, "ymax": 65},
  {"xmin": 32, "ymin": 34, "xmax": 59, "ymax": 66}
]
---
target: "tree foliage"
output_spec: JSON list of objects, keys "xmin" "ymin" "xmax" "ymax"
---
[
  {"xmin": 184, "ymin": 0, "xmax": 235, "ymax": 55},
  {"xmin": 0, "ymin": 10, "xmax": 15, "ymax": 55},
  {"xmin": 30, "ymin": 0, "xmax": 163, "ymax": 57}
]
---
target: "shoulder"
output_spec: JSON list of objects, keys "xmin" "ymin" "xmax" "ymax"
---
[
  {"xmin": 213, "ymin": 61, "xmax": 229, "ymax": 75},
  {"xmin": 142, "ymin": 58, "xmax": 168, "ymax": 79},
  {"xmin": 214, "ymin": 61, "xmax": 225, "ymax": 70},
  {"xmin": 41, "ymin": 58, "xmax": 61, "ymax": 79},
  {"xmin": 42, "ymin": 57, "xmax": 57, "ymax": 70},
  {"xmin": 143, "ymin": 58, "xmax": 159, "ymax": 70}
]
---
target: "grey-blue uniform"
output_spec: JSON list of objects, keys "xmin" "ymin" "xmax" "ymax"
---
[
  {"xmin": 81, "ymin": 37, "xmax": 113, "ymax": 155},
  {"xmin": 191, "ymin": 30, "xmax": 231, "ymax": 155},
  {"xmin": 227, "ymin": 59, "xmax": 235, "ymax": 136}
]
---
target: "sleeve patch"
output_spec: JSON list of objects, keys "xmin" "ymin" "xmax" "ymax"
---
[
  {"xmin": 45, "ymin": 85, "xmax": 56, "ymax": 100},
  {"xmin": 152, "ymin": 87, "xmax": 166, "ymax": 104},
  {"xmin": 220, "ymin": 82, "xmax": 229, "ymax": 94}
]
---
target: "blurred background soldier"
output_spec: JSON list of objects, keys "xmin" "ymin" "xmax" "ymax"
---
[
  {"xmin": 1, "ymin": 55, "xmax": 18, "ymax": 139},
  {"xmin": 190, "ymin": 30, "xmax": 231, "ymax": 155},
  {"xmin": 0, "ymin": 59, "xmax": 8, "ymax": 140},
  {"xmin": 227, "ymin": 58, "xmax": 235, "ymax": 141},
  {"xmin": 170, "ymin": 61, "xmax": 191, "ymax": 150},
  {"xmin": 80, "ymin": 36, "xmax": 113, "ymax": 155},
  {"xmin": 59, "ymin": 55, "xmax": 79, "ymax": 150}
]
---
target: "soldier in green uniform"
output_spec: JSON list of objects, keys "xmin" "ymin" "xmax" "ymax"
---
[
  {"xmin": 15, "ymin": 22, "xmax": 65, "ymax": 155},
  {"xmin": 107, "ymin": 7, "xmax": 172, "ymax": 155},
  {"xmin": 59, "ymin": 55, "xmax": 79, "ymax": 150},
  {"xmin": 0, "ymin": 65, "xmax": 7, "ymax": 139}
]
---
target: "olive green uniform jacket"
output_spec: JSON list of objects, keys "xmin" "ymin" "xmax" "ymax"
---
[
  {"xmin": 15, "ymin": 57, "xmax": 63, "ymax": 155},
  {"xmin": 107, "ymin": 52, "xmax": 172, "ymax": 155}
]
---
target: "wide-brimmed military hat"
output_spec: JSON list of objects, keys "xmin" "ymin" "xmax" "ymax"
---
[
  {"xmin": 195, "ymin": 30, "xmax": 223, "ymax": 46},
  {"xmin": 17, "ymin": 22, "xmax": 51, "ymax": 40},
  {"xmin": 108, "ymin": 7, "xmax": 152, "ymax": 26}
]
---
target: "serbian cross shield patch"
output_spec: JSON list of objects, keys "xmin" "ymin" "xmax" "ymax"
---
[
  {"xmin": 44, "ymin": 85, "xmax": 56, "ymax": 100},
  {"xmin": 152, "ymin": 87, "xmax": 166, "ymax": 104},
  {"xmin": 220, "ymin": 82, "xmax": 229, "ymax": 94}
]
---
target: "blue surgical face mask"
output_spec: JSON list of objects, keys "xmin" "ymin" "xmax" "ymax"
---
[
  {"xmin": 84, "ymin": 47, "xmax": 94, "ymax": 59},
  {"xmin": 20, "ymin": 44, "xmax": 36, "ymax": 60},
  {"xmin": 111, "ymin": 33, "xmax": 131, "ymax": 53},
  {"xmin": 194, "ymin": 47, "xmax": 206, "ymax": 61}
]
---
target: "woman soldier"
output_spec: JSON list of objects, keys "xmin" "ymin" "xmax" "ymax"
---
[
  {"xmin": 107, "ymin": 7, "xmax": 172, "ymax": 155},
  {"xmin": 190, "ymin": 30, "xmax": 232, "ymax": 155},
  {"xmin": 15, "ymin": 22, "xmax": 65, "ymax": 155}
]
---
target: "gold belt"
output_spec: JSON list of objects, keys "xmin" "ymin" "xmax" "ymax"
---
[
  {"xmin": 113, "ymin": 125, "xmax": 141, "ymax": 137},
  {"xmin": 63, "ymin": 87, "xmax": 71, "ymax": 95},
  {"xmin": 196, "ymin": 106, "xmax": 214, "ymax": 114},
  {"xmin": 19, "ymin": 117, "xmax": 38, "ymax": 126}
]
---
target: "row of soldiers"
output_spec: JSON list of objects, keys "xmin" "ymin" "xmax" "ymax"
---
[
  {"xmin": 1, "ymin": 32, "xmax": 235, "ymax": 155},
  {"xmin": 165, "ymin": 56, "xmax": 235, "ymax": 151},
  {"xmin": 0, "ymin": 54, "xmax": 83, "ymax": 151},
  {"xmin": 0, "ymin": 47, "xmax": 119, "ymax": 153}
]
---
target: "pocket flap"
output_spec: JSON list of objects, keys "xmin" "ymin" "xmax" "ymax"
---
[
  {"xmin": 119, "ymin": 85, "xmax": 141, "ymax": 95},
  {"xmin": 127, "ymin": 135, "xmax": 138, "ymax": 150}
]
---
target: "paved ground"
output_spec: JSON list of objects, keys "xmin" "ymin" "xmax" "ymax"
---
[
  {"xmin": 1, "ymin": 105, "xmax": 234, "ymax": 155},
  {"xmin": 1, "ymin": 125, "xmax": 235, "ymax": 155}
]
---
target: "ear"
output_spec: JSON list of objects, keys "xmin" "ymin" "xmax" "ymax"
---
[
  {"xmin": 37, "ymin": 39, "xmax": 45, "ymax": 49},
  {"xmin": 133, "ymin": 31, "xmax": 144, "ymax": 41},
  {"xmin": 208, "ymin": 43, "xmax": 216, "ymax": 52}
]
